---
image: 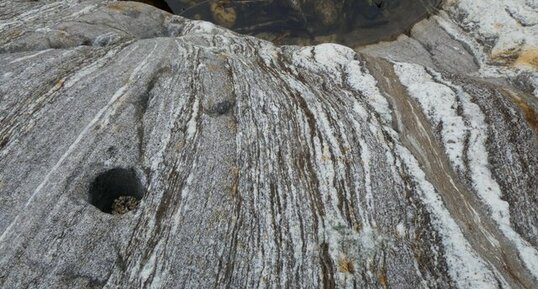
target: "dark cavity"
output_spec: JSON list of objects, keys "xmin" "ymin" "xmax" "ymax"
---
[
  {"xmin": 89, "ymin": 168, "xmax": 143, "ymax": 214},
  {"xmin": 156, "ymin": 0, "xmax": 441, "ymax": 46}
]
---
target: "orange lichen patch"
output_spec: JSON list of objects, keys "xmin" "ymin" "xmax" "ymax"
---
[
  {"xmin": 377, "ymin": 271, "xmax": 388, "ymax": 287},
  {"xmin": 514, "ymin": 47, "xmax": 538, "ymax": 68},
  {"xmin": 337, "ymin": 255, "xmax": 354, "ymax": 273},
  {"xmin": 490, "ymin": 47, "xmax": 521, "ymax": 65},
  {"xmin": 513, "ymin": 97, "xmax": 538, "ymax": 132}
]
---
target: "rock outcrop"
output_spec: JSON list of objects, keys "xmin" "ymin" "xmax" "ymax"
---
[{"xmin": 0, "ymin": 0, "xmax": 537, "ymax": 288}]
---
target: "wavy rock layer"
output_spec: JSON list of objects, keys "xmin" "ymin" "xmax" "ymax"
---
[{"xmin": 0, "ymin": 1, "xmax": 537, "ymax": 288}]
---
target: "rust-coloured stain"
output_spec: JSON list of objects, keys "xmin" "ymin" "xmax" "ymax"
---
[
  {"xmin": 513, "ymin": 97, "xmax": 538, "ymax": 132},
  {"xmin": 514, "ymin": 47, "xmax": 538, "ymax": 68},
  {"xmin": 491, "ymin": 46, "xmax": 538, "ymax": 68},
  {"xmin": 337, "ymin": 255, "xmax": 354, "ymax": 273},
  {"xmin": 377, "ymin": 271, "xmax": 388, "ymax": 287}
]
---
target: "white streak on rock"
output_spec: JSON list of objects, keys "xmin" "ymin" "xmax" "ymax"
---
[
  {"xmin": 395, "ymin": 62, "xmax": 538, "ymax": 280},
  {"xmin": 395, "ymin": 144, "xmax": 505, "ymax": 289},
  {"xmin": 0, "ymin": 43, "xmax": 157, "ymax": 243}
]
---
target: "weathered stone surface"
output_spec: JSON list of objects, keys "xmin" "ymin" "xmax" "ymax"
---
[{"xmin": 0, "ymin": 0, "xmax": 537, "ymax": 288}]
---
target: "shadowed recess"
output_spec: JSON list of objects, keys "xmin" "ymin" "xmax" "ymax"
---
[
  {"xmin": 160, "ymin": 0, "xmax": 441, "ymax": 46},
  {"xmin": 89, "ymin": 168, "xmax": 143, "ymax": 214}
]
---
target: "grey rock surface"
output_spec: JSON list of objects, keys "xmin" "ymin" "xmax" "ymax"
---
[{"xmin": 0, "ymin": 0, "xmax": 537, "ymax": 288}]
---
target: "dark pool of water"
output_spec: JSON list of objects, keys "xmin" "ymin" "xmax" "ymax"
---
[{"xmin": 162, "ymin": 0, "xmax": 441, "ymax": 46}]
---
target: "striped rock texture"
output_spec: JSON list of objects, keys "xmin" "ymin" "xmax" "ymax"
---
[{"xmin": 0, "ymin": 0, "xmax": 537, "ymax": 288}]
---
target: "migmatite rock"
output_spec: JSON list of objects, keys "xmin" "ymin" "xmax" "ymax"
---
[{"xmin": 0, "ymin": 0, "xmax": 537, "ymax": 288}]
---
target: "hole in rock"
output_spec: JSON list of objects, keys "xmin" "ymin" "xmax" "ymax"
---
[
  {"xmin": 89, "ymin": 168, "xmax": 143, "ymax": 214},
  {"xmin": 212, "ymin": 100, "xmax": 234, "ymax": 115},
  {"xmin": 158, "ymin": 0, "xmax": 441, "ymax": 46}
]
